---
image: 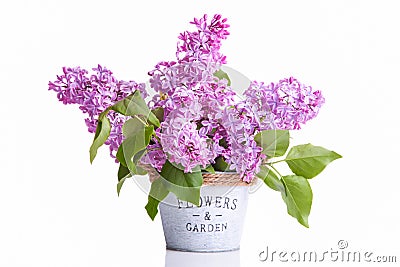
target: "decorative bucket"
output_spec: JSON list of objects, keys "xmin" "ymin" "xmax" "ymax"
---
[{"xmin": 159, "ymin": 172, "xmax": 253, "ymax": 252}]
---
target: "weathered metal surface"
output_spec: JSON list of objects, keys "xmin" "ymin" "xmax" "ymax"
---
[{"xmin": 160, "ymin": 185, "xmax": 249, "ymax": 252}]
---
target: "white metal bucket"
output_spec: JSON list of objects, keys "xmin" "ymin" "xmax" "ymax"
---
[{"xmin": 159, "ymin": 183, "xmax": 250, "ymax": 252}]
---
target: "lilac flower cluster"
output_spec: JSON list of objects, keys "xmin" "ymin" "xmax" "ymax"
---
[
  {"xmin": 48, "ymin": 65, "xmax": 147, "ymax": 158},
  {"xmin": 160, "ymin": 101, "xmax": 211, "ymax": 172},
  {"xmin": 148, "ymin": 61, "xmax": 217, "ymax": 107},
  {"xmin": 144, "ymin": 14, "xmax": 325, "ymax": 182},
  {"xmin": 177, "ymin": 14, "xmax": 229, "ymax": 64},
  {"xmin": 143, "ymin": 15, "xmax": 235, "ymax": 173},
  {"xmin": 144, "ymin": 15, "xmax": 260, "ymax": 181},
  {"xmin": 220, "ymin": 104, "xmax": 263, "ymax": 182},
  {"xmin": 243, "ymin": 78, "xmax": 325, "ymax": 130}
]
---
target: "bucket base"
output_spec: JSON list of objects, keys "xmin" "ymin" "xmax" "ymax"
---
[
  {"xmin": 165, "ymin": 246, "xmax": 240, "ymax": 253},
  {"xmin": 165, "ymin": 249, "xmax": 241, "ymax": 267}
]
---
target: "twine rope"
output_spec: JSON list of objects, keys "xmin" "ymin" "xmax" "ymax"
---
[{"xmin": 139, "ymin": 164, "xmax": 255, "ymax": 186}]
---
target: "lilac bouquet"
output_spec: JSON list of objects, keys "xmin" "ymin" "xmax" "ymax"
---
[{"xmin": 49, "ymin": 14, "xmax": 340, "ymax": 227}]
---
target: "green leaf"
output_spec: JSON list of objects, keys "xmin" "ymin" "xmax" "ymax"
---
[
  {"xmin": 256, "ymin": 165, "xmax": 285, "ymax": 192},
  {"xmin": 281, "ymin": 175, "xmax": 313, "ymax": 228},
  {"xmin": 213, "ymin": 69, "xmax": 231, "ymax": 86},
  {"xmin": 212, "ymin": 156, "xmax": 230, "ymax": 172},
  {"xmin": 117, "ymin": 119, "xmax": 145, "ymax": 166},
  {"xmin": 122, "ymin": 116, "xmax": 145, "ymax": 137},
  {"xmin": 145, "ymin": 177, "xmax": 169, "ymax": 220},
  {"xmin": 285, "ymin": 144, "xmax": 342, "ymax": 178},
  {"xmin": 89, "ymin": 111, "xmax": 111, "ymax": 163},
  {"xmin": 117, "ymin": 177, "xmax": 127, "ymax": 196},
  {"xmin": 116, "ymin": 164, "xmax": 133, "ymax": 196},
  {"xmin": 116, "ymin": 118, "xmax": 153, "ymax": 174},
  {"xmin": 151, "ymin": 107, "xmax": 164, "ymax": 124},
  {"xmin": 111, "ymin": 91, "xmax": 160, "ymax": 127},
  {"xmin": 160, "ymin": 160, "xmax": 203, "ymax": 206},
  {"xmin": 204, "ymin": 165, "xmax": 216, "ymax": 174},
  {"xmin": 254, "ymin": 130, "xmax": 290, "ymax": 158},
  {"xmin": 144, "ymin": 125, "xmax": 154, "ymax": 144},
  {"xmin": 120, "ymin": 150, "xmax": 146, "ymax": 175},
  {"xmin": 118, "ymin": 163, "xmax": 131, "ymax": 181},
  {"xmin": 89, "ymin": 90, "xmax": 159, "ymax": 163},
  {"xmin": 133, "ymin": 151, "xmax": 148, "ymax": 175}
]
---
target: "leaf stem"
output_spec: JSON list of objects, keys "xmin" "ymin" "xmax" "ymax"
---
[
  {"xmin": 134, "ymin": 115, "xmax": 149, "ymax": 126},
  {"xmin": 266, "ymin": 164, "xmax": 287, "ymax": 196},
  {"xmin": 267, "ymin": 163, "xmax": 283, "ymax": 178},
  {"xmin": 269, "ymin": 159, "xmax": 286, "ymax": 164}
]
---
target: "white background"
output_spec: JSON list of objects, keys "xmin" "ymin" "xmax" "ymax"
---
[{"xmin": 1, "ymin": 0, "xmax": 399, "ymax": 266}]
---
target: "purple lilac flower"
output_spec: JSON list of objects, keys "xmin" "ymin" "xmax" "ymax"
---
[
  {"xmin": 220, "ymin": 104, "xmax": 265, "ymax": 182},
  {"xmin": 148, "ymin": 61, "xmax": 234, "ymax": 120},
  {"xmin": 49, "ymin": 65, "xmax": 147, "ymax": 158},
  {"xmin": 140, "ymin": 139, "xmax": 167, "ymax": 172},
  {"xmin": 148, "ymin": 60, "xmax": 217, "ymax": 105},
  {"xmin": 243, "ymin": 77, "xmax": 325, "ymax": 130},
  {"xmin": 176, "ymin": 14, "xmax": 229, "ymax": 64},
  {"xmin": 150, "ymin": 61, "xmax": 263, "ymax": 181},
  {"xmin": 159, "ymin": 99, "xmax": 214, "ymax": 172},
  {"xmin": 148, "ymin": 14, "xmax": 229, "ymax": 108}
]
